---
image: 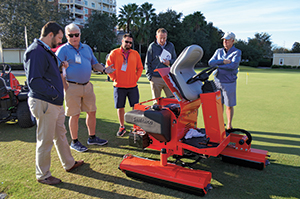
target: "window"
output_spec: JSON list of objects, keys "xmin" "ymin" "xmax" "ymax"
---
[
  {"xmin": 279, "ymin": 58, "xmax": 284, "ymax": 65},
  {"xmin": 85, "ymin": 0, "xmax": 88, "ymax": 6},
  {"xmin": 85, "ymin": 8, "xmax": 88, "ymax": 14},
  {"xmin": 92, "ymin": 3, "xmax": 95, "ymax": 8}
]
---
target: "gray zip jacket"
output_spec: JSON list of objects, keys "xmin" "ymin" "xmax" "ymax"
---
[{"xmin": 145, "ymin": 40, "xmax": 177, "ymax": 80}]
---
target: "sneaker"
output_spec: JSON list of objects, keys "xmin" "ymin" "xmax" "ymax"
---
[
  {"xmin": 116, "ymin": 126, "xmax": 126, "ymax": 137},
  {"xmin": 70, "ymin": 141, "xmax": 88, "ymax": 152},
  {"xmin": 87, "ymin": 136, "xmax": 108, "ymax": 146}
]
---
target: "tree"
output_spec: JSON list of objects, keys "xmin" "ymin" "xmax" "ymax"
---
[
  {"xmin": 118, "ymin": 3, "xmax": 139, "ymax": 33},
  {"xmin": 132, "ymin": 2, "xmax": 156, "ymax": 55},
  {"xmin": 248, "ymin": 32, "xmax": 273, "ymax": 58},
  {"xmin": 152, "ymin": 9, "xmax": 184, "ymax": 53},
  {"xmin": 0, "ymin": 0, "xmax": 70, "ymax": 48},
  {"xmin": 137, "ymin": 2, "xmax": 156, "ymax": 47},
  {"xmin": 291, "ymin": 42, "xmax": 300, "ymax": 53},
  {"xmin": 273, "ymin": 46, "xmax": 290, "ymax": 53},
  {"xmin": 182, "ymin": 12, "xmax": 219, "ymax": 63},
  {"xmin": 81, "ymin": 12, "xmax": 117, "ymax": 55},
  {"xmin": 235, "ymin": 40, "xmax": 261, "ymax": 61}
]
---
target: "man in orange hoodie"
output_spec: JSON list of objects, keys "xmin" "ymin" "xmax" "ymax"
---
[{"xmin": 106, "ymin": 33, "xmax": 143, "ymax": 136}]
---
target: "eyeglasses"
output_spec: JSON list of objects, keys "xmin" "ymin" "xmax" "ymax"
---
[
  {"xmin": 68, "ymin": 33, "xmax": 80, "ymax": 38},
  {"xmin": 125, "ymin": 40, "xmax": 132, "ymax": 44}
]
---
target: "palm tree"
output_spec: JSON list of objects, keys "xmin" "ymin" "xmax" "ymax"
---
[
  {"xmin": 138, "ymin": 2, "xmax": 156, "ymax": 47},
  {"xmin": 139, "ymin": 2, "xmax": 155, "ymax": 23},
  {"xmin": 118, "ymin": 3, "xmax": 139, "ymax": 33}
]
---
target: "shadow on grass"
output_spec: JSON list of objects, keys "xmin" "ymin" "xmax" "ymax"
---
[
  {"xmin": 248, "ymin": 131, "xmax": 300, "ymax": 156},
  {"xmin": 1, "ymin": 117, "xmax": 299, "ymax": 198},
  {"xmin": 60, "ymin": 163, "xmax": 191, "ymax": 198},
  {"xmin": 57, "ymin": 183, "xmax": 140, "ymax": 199}
]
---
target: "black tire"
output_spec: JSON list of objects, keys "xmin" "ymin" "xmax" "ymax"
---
[{"xmin": 17, "ymin": 101, "xmax": 36, "ymax": 128}]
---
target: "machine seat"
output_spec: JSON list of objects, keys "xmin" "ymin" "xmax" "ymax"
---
[{"xmin": 170, "ymin": 45, "xmax": 204, "ymax": 101}]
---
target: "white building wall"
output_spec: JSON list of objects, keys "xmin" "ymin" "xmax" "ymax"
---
[
  {"xmin": 2, "ymin": 49, "xmax": 26, "ymax": 63},
  {"xmin": 273, "ymin": 53, "xmax": 300, "ymax": 67}
]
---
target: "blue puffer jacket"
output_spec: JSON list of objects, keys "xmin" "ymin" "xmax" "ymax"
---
[{"xmin": 23, "ymin": 39, "xmax": 64, "ymax": 105}]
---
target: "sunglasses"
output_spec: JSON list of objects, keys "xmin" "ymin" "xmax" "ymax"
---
[
  {"xmin": 68, "ymin": 33, "xmax": 80, "ymax": 38},
  {"xmin": 125, "ymin": 40, "xmax": 132, "ymax": 44}
]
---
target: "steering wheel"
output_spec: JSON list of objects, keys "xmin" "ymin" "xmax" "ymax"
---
[
  {"xmin": 1, "ymin": 64, "xmax": 12, "ymax": 78},
  {"xmin": 187, "ymin": 66, "xmax": 218, "ymax": 84}
]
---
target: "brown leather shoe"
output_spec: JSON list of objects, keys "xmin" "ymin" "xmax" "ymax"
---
[
  {"xmin": 37, "ymin": 176, "xmax": 62, "ymax": 185},
  {"xmin": 66, "ymin": 160, "xmax": 84, "ymax": 172}
]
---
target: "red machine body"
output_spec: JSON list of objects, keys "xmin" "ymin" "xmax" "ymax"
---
[{"xmin": 119, "ymin": 46, "xmax": 269, "ymax": 196}]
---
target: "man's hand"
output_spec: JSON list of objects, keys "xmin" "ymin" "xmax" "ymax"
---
[
  {"xmin": 105, "ymin": 64, "xmax": 115, "ymax": 74},
  {"xmin": 223, "ymin": 59, "xmax": 231, "ymax": 64},
  {"xmin": 61, "ymin": 61, "xmax": 69, "ymax": 68},
  {"xmin": 162, "ymin": 59, "xmax": 170, "ymax": 66}
]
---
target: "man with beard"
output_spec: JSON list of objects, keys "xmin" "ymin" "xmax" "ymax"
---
[
  {"xmin": 106, "ymin": 33, "xmax": 143, "ymax": 136},
  {"xmin": 24, "ymin": 21, "xmax": 84, "ymax": 185}
]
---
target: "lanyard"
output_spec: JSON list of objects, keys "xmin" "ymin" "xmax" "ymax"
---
[
  {"xmin": 70, "ymin": 44, "xmax": 81, "ymax": 55},
  {"xmin": 122, "ymin": 51, "xmax": 130, "ymax": 63}
]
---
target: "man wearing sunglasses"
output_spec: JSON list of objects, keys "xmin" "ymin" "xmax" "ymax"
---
[
  {"xmin": 56, "ymin": 23, "xmax": 115, "ymax": 152},
  {"xmin": 106, "ymin": 34, "xmax": 143, "ymax": 136}
]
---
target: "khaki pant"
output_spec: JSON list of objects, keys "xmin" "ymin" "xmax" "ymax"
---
[
  {"xmin": 150, "ymin": 76, "xmax": 173, "ymax": 101},
  {"xmin": 28, "ymin": 97, "xmax": 75, "ymax": 180}
]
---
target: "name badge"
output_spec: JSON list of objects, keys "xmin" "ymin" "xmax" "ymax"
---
[
  {"xmin": 121, "ymin": 61, "xmax": 127, "ymax": 71},
  {"xmin": 75, "ymin": 54, "xmax": 81, "ymax": 64}
]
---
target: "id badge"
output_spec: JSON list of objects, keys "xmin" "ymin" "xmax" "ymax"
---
[
  {"xmin": 75, "ymin": 54, "xmax": 81, "ymax": 64},
  {"xmin": 121, "ymin": 61, "xmax": 127, "ymax": 71}
]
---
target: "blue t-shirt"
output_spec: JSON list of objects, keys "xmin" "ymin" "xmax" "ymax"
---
[{"xmin": 56, "ymin": 42, "xmax": 98, "ymax": 83}]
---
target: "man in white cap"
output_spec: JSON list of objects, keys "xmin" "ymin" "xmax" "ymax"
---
[{"xmin": 208, "ymin": 32, "xmax": 242, "ymax": 130}]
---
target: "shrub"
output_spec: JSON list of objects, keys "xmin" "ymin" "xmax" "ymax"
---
[
  {"xmin": 258, "ymin": 58, "xmax": 272, "ymax": 67},
  {"xmin": 1, "ymin": 63, "xmax": 24, "ymax": 70},
  {"xmin": 271, "ymin": 64, "xmax": 299, "ymax": 69}
]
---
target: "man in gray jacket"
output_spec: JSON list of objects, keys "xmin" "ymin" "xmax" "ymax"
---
[{"xmin": 145, "ymin": 28, "xmax": 177, "ymax": 103}]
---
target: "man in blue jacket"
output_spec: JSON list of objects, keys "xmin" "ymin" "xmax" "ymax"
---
[
  {"xmin": 24, "ymin": 21, "xmax": 83, "ymax": 185},
  {"xmin": 208, "ymin": 32, "xmax": 242, "ymax": 130},
  {"xmin": 145, "ymin": 28, "xmax": 177, "ymax": 103}
]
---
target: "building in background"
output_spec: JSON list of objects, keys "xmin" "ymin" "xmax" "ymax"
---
[
  {"xmin": 50, "ymin": 0, "xmax": 117, "ymax": 26},
  {"xmin": 273, "ymin": 53, "xmax": 300, "ymax": 68}
]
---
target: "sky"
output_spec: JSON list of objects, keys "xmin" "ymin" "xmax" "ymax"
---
[{"xmin": 116, "ymin": 0, "xmax": 300, "ymax": 50}]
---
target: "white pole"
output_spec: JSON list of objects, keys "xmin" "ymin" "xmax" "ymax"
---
[
  {"xmin": 25, "ymin": 26, "xmax": 28, "ymax": 49},
  {"xmin": 0, "ymin": 38, "xmax": 4, "ymax": 63},
  {"xmin": 246, "ymin": 72, "xmax": 249, "ymax": 84}
]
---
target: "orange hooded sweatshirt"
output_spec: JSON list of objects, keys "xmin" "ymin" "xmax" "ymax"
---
[{"xmin": 107, "ymin": 47, "xmax": 143, "ymax": 88}]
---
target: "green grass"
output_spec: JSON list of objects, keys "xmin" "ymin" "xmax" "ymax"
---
[{"xmin": 0, "ymin": 66, "xmax": 300, "ymax": 199}]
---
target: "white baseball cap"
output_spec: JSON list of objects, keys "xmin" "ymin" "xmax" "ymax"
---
[{"xmin": 222, "ymin": 32, "xmax": 236, "ymax": 40}]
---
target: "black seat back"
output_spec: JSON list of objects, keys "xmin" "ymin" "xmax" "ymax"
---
[{"xmin": 0, "ymin": 77, "xmax": 8, "ymax": 98}]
